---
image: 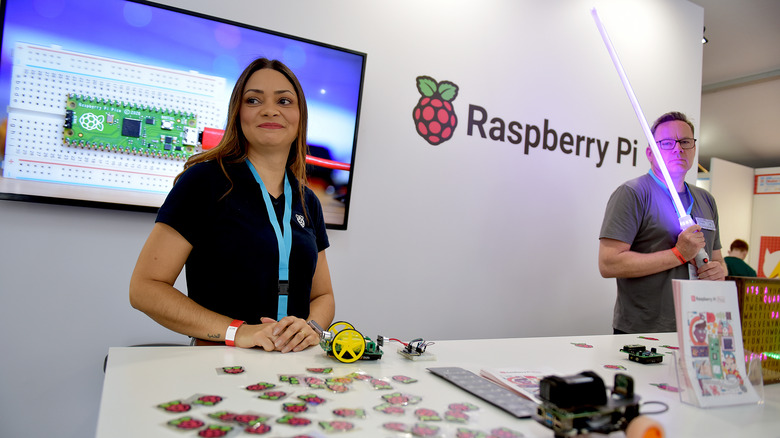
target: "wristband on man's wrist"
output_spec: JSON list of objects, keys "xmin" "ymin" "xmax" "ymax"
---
[
  {"xmin": 671, "ymin": 247, "xmax": 687, "ymax": 265},
  {"xmin": 225, "ymin": 319, "xmax": 245, "ymax": 347}
]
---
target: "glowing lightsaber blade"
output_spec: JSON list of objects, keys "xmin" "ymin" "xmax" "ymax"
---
[{"xmin": 591, "ymin": 7, "xmax": 708, "ymax": 268}]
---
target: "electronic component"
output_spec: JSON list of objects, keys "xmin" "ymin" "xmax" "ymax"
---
[
  {"xmin": 62, "ymin": 94, "xmax": 198, "ymax": 160},
  {"xmin": 427, "ymin": 367, "xmax": 536, "ymax": 418},
  {"xmin": 620, "ymin": 345, "xmax": 663, "ymax": 364},
  {"xmin": 199, "ymin": 126, "xmax": 224, "ymax": 150},
  {"xmin": 539, "ymin": 371, "xmax": 606, "ymax": 409},
  {"xmin": 533, "ymin": 372, "xmax": 664, "ymax": 437},
  {"xmin": 397, "ymin": 337, "xmax": 435, "ymax": 360},
  {"xmin": 121, "ymin": 118, "xmax": 142, "ymax": 138},
  {"xmin": 308, "ymin": 320, "xmax": 383, "ymax": 363}
]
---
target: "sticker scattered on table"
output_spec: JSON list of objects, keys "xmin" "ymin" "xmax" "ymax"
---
[
  {"xmin": 393, "ymin": 375, "xmax": 418, "ymax": 384},
  {"xmin": 571, "ymin": 342, "xmax": 593, "ymax": 348},
  {"xmin": 218, "ymin": 366, "xmax": 245, "ymax": 375},
  {"xmin": 332, "ymin": 407, "xmax": 366, "ymax": 418},
  {"xmin": 319, "ymin": 420, "xmax": 355, "ymax": 432},
  {"xmin": 166, "ymin": 416, "xmax": 204, "ymax": 430},
  {"xmin": 650, "ymin": 383, "xmax": 680, "ymax": 392},
  {"xmin": 382, "ymin": 392, "xmax": 422, "ymax": 405},
  {"xmin": 414, "ymin": 408, "xmax": 442, "ymax": 421},
  {"xmin": 275, "ymin": 414, "xmax": 312, "ymax": 427}
]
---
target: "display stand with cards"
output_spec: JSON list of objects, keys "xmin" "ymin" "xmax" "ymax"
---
[
  {"xmin": 673, "ymin": 350, "xmax": 765, "ymax": 408},
  {"xmin": 672, "ymin": 279, "xmax": 764, "ymax": 408}
]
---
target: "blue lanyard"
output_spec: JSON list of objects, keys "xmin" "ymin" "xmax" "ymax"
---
[
  {"xmin": 246, "ymin": 160, "xmax": 292, "ymax": 319},
  {"xmin": 648, "ymin": 170, "xmax": 692, "ymax": 217}
]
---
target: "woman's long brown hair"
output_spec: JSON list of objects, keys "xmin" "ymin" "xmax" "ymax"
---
[{"xmin": 176, "ymin": 58, "xmax": 310, "ymax": 214}]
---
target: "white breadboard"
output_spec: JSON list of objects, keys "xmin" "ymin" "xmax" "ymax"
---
[{"xmin": 2, "ymin": 43, "xmax": 227, "ymax": 195}]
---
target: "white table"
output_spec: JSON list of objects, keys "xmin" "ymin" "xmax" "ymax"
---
[{"xmin": 97, "ymin": 333, "xmax": 780, "ymax": 437}]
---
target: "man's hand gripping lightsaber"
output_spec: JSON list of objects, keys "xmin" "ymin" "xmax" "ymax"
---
[{"xmin": 591, "ymin": 8, "xmax": 709, "ymax": 269}]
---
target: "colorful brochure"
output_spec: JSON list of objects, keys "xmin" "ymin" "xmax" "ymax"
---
[
  {"xmin": 479, "ymin": 368, "xmax": 555, "ymax": 404},
  {"xmin": 673, "ymin": 279, "xmax": 760, "ymax": 407}
]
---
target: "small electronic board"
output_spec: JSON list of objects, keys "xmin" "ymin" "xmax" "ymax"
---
[
  {"xmin": 533, "ymin": 371, "xmax": 664, "ymax": 437},
  {"xmin": 620, "ymin": 344, "xmax": 664, "ymax": 364},
  {"xmin": 63, "ymin": 94, "xmax": 199, "ymax": 160},
  {"xmin": 308, "ymin": 320, "xmax": 383, "ymax": 363}
]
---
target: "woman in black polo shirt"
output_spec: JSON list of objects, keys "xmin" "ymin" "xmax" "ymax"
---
[{"xmin": 130, "ymin": 58, "xmax": 334, "ymax": 352}]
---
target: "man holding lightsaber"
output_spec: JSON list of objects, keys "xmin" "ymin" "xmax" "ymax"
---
[{"xmin": 598, "ymin": 111, "xmax": 726, "ymax": 334}]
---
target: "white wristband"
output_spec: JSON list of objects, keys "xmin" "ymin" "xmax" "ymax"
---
[{"xmin": 225, "ymin": 320, "xmax": 244, "ymax": 347}]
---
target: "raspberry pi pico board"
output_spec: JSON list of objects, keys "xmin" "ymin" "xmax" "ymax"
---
[{"xmin": 63, "ymin": 94, "xmax": 199, "ymax": 160}]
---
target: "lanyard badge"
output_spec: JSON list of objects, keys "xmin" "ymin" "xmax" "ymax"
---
[{"xmin": 246, "ymin": 160, "xmax": 292, "ymax": 320}]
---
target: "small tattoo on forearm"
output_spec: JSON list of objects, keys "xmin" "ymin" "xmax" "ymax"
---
[{"xmin": 207, "ymin": 333, "xmax": 221, "ymax": 339}]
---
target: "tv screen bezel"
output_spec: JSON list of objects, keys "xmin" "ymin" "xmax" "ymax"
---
[{"xmin": 0, "ymin": 0, "xmax": 366, "ymax": 230}]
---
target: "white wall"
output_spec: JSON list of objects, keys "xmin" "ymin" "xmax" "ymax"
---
[
  {"xmin": 707, "ymin": 160, "xmax": 780, "ymax": 275},
  {"xmin": 0, "ymin": 1, "xmax": 704, "ymax": 437},
  {"xmin": 709, "ymin": 157, "xmax": 755, "ymax": 253}
]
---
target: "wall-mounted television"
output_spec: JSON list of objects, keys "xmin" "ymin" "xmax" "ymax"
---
[{"xmin": 0, "ymin": 0, "xmax": 365, "ymax": 229}]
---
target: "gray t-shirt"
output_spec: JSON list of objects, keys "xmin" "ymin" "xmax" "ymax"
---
[{"xmin": 600, "ymin": 172, "xmax": 721, "ymax": 333}]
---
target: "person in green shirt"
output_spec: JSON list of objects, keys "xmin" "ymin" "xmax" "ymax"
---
[{"xmin": 724, "ymin": 239, "xmax": 757, "ymax": 277}]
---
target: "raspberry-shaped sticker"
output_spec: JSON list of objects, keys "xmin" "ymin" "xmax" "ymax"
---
[
  {"xmin": 234, "ymin": 414, "xmax": 268, "ymax": 425},
  {"xmin": 282, "ymin": 402, "xmax": 309, "ymax": 413},
  {"xmin": 412, "ymin": 423, "xmax": 441, "ymax": 437},
  {"xmin": 279, "ymin": 375, "xmax": 300, "ymax": 385},
  {"xmin": 333, "ymin": 408, "xmax": 366, "ymax": 418},
  {"xmin": 304, "ymin": 377, "xmax": 326, "ymax": 388},
  {"xmin": 448, "ymin": 402, "xmax": 479, "ymax": 412},
  {"xmin": 414, "ymin": 408, "xmax": 441, "ymax": 422},
  {"xmin": 222, "ymin": 366, "xmax": 244, "ymax": 374},
  {"xmin": 349, "ymin": 372, "xmax": 372, "ymax": 381},
  {"xmin": 456, "ymin": 427, "xmax": 488, "ymax": 438},
  {"xmin": 158, "ymin": 400, "xmax": 191, "ymax": 412},
  {"xmin": 374, "ymin": 403, "xmax": 405, "ymax": 415},
  {"xmin": 412, "ymin": 76, "xmax": 459, "ymax": 145},
  {"xmin": 444, "ymin": 410, "xmax": 469, "ymax": 423},
  {"xmin": 382, "ymin": 392, "xmax": 421, "ymax": 406},
  {"xmin": 193, "ymin": 395, "xmax": 223, "ymax": 406},
  {"xmin": 298, "ymin": 394, "xmax": 325, "ymax": 405},
  {"xmin": 246, "ymin": 382, "xmax": 276, "ymax": 391},
  {"xmin": 384, "ymin": 422, "xmax": 411, "ymax": 433},
  {"xmin": 370, "ymin": 378, "xmax": 393, "ymax": 390},
  {"xmin": 258, "ymin": 390, "xmax": 287, "ymax": 400},
  {"xmin": 327, "ymin": 383, "xmax": 349, "ymax": 393},
  {"xmin": 276, "ymin": 414, "xmax": 312, "ymax": 427},
  {"xmin": 392, "ymin": 375, "xmax": 418, "ymax": 384},
  {"xmin": 198, "ymin": 424, "xmax": 234, "ymax": 437},
  {"xmin": 244, "ymin": 422, "xmax": 271, "ymax": 435},
  {"xmin": 168, "ymin": 416, "xmax": 204, "ymax": 430},
  {"xmin": 571, "ymin": 342, "xmax": 593, "ymax": 348},
  {"xmin": 208, "ymin": 411, "xmax": 237, "ymax": 422},
  {"xmin": 306, "ymin": 367, "xmax": 333, "ymax": 374},
  {"xmin": 327, "ymin": 376, "xmax": 353, "ymax": 384},
  {"xmin": 318, "ymin": 420, "xmax": 355, "ymax": 432}
]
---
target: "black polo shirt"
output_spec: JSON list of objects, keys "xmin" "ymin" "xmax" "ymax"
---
[{"xmin": 156, "ymin": 160, "xmax": 329, "ymax": 323}]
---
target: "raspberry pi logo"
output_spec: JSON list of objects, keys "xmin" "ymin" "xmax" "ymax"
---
[{"xmin": 412, "ymin": 76, "xmax": 459, "ymax": 145}]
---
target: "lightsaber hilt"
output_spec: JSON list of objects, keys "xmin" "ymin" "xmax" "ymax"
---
[{"xmin": 679, "ymin": 215, "xmax": 709, "ymax": 266}]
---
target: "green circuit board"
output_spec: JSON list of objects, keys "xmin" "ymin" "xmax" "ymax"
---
[{"xmin": 63, "ymin": 94, "xmax": 199, "ymax": 160}]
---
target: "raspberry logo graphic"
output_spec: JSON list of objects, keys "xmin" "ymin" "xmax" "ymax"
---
[{"xmin": 413, "ymin": 76, "xmax": 459, "ymax": 145}]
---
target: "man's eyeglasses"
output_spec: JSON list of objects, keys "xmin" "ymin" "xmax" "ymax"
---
[{"xmin": 656, "ymin": 138, "xmax": 696, "ymax": 150}]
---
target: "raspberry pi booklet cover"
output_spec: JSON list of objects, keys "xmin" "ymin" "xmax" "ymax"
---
[
  {"xmin": 673, "ymin": 280, "xmax": 760, "ymax": 408},
  {"xmin": 479, "ymin": 368, "xmax": 557, "ymax": 404}
]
